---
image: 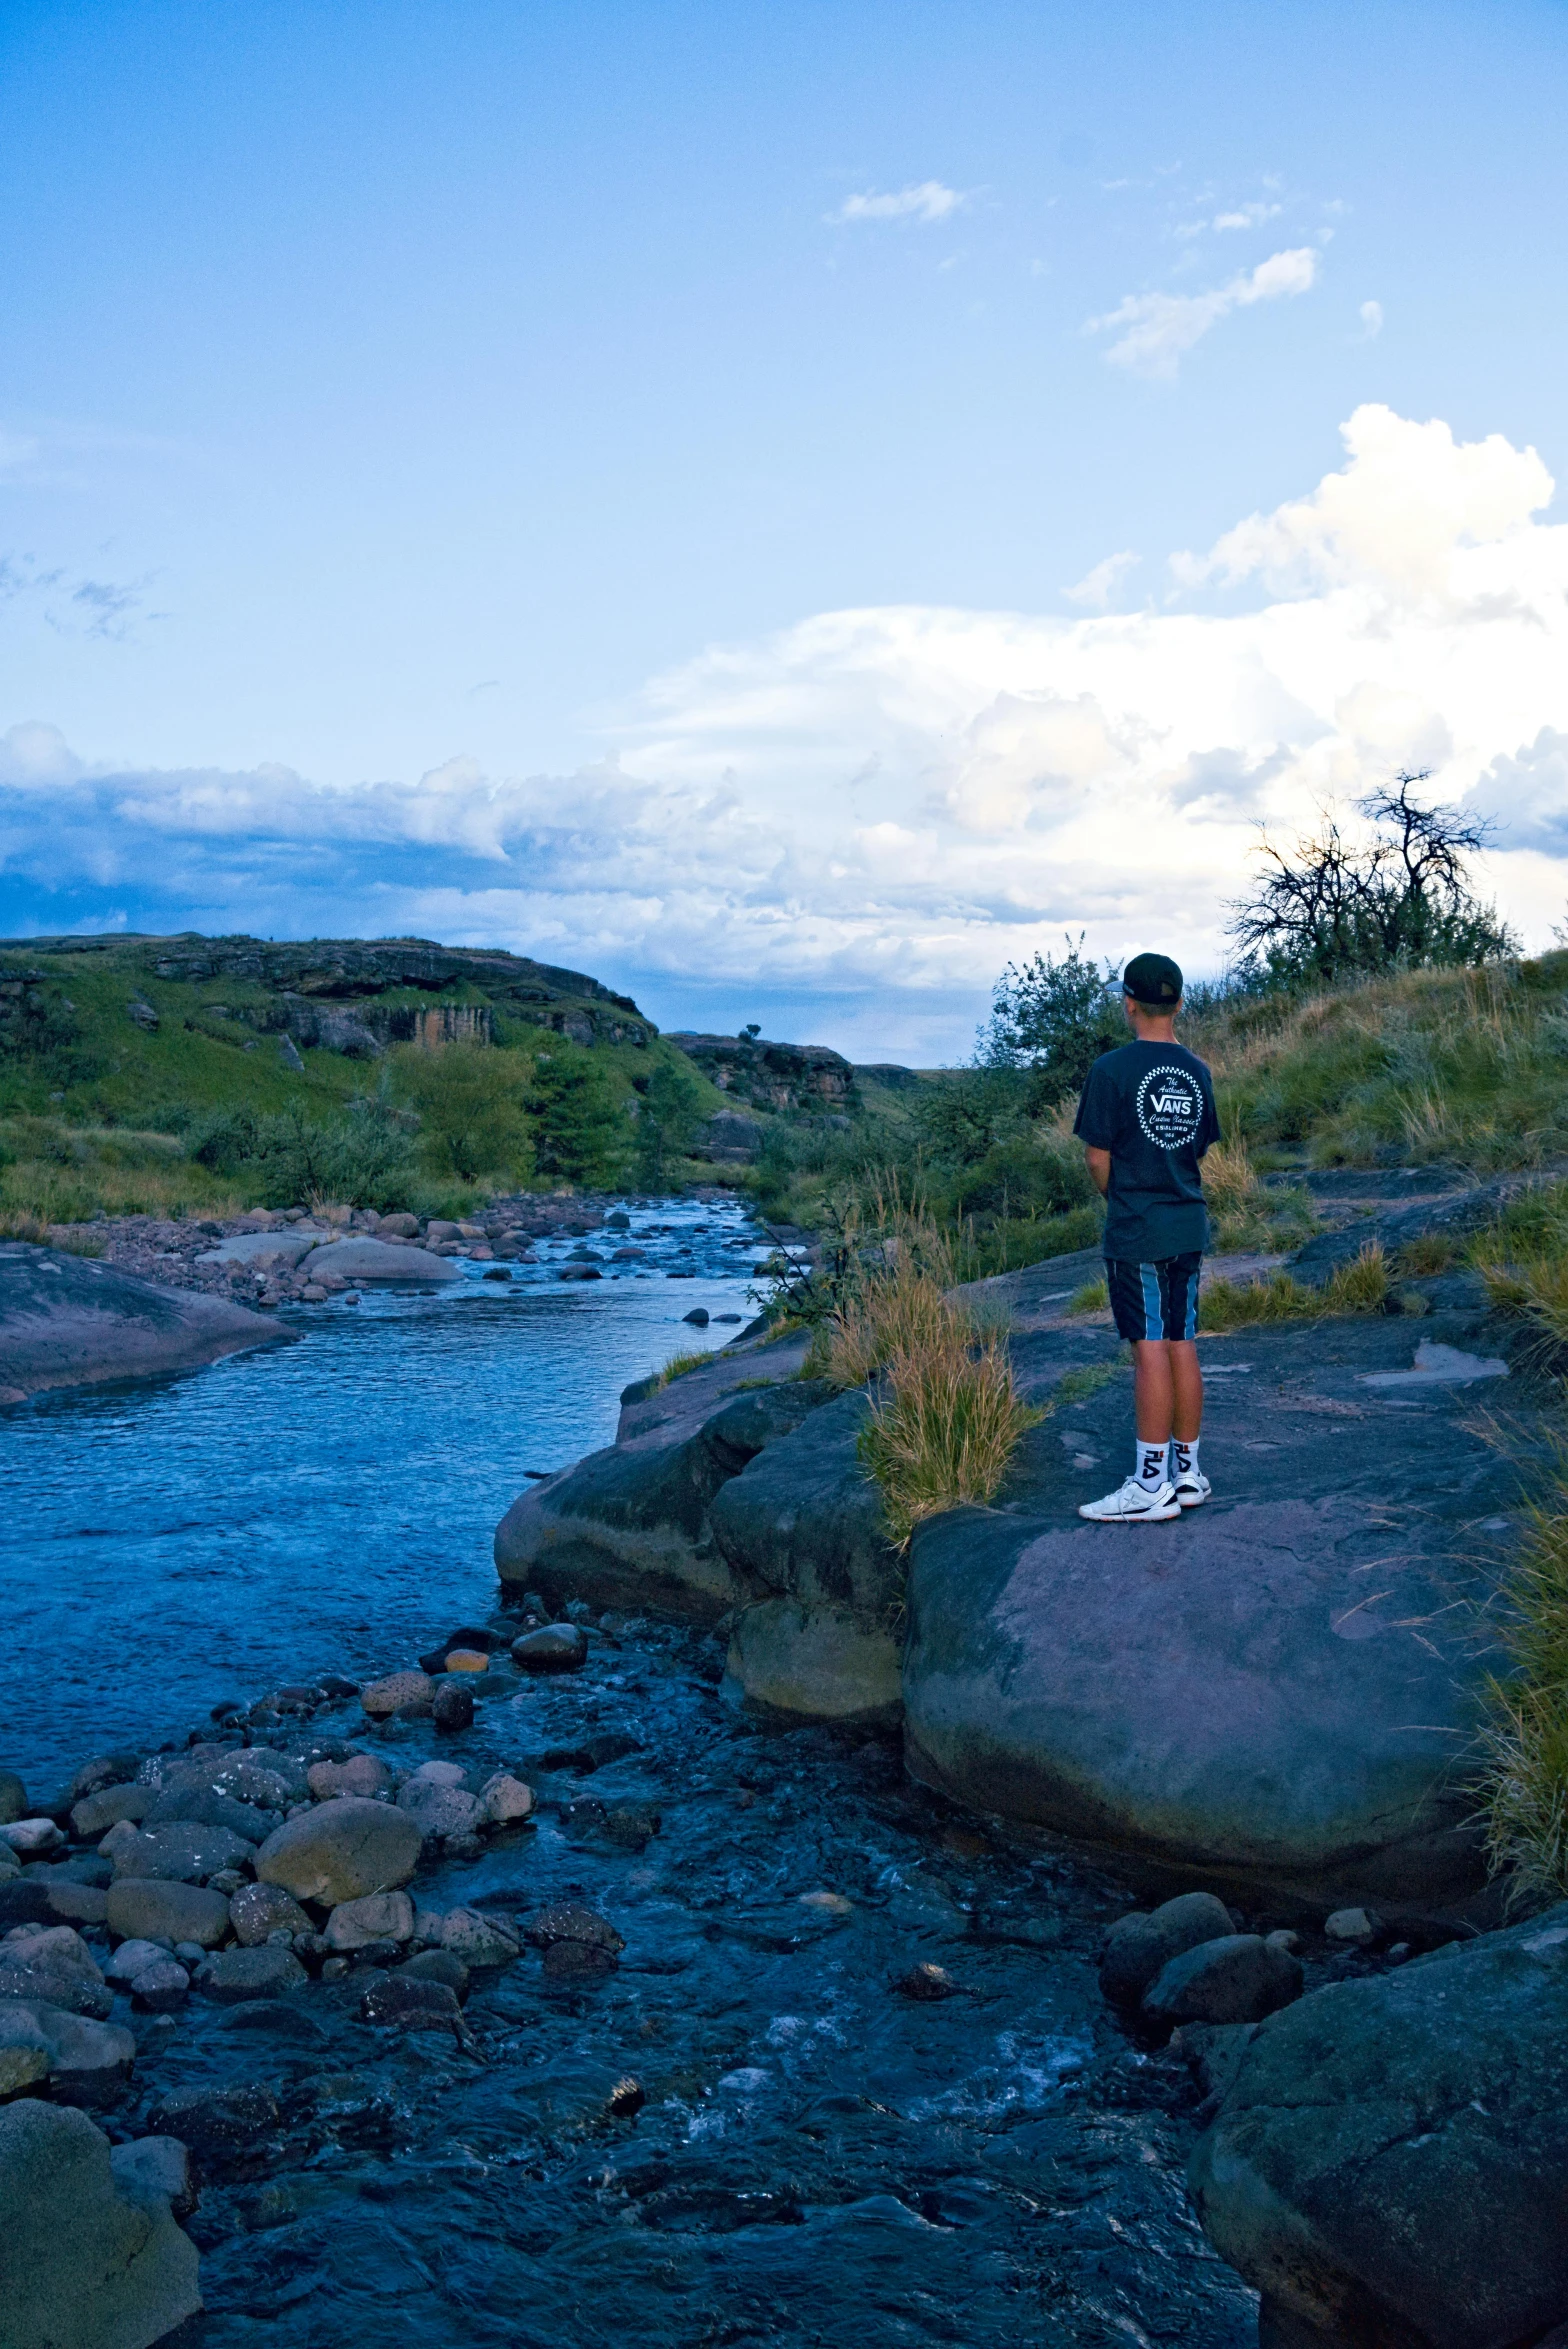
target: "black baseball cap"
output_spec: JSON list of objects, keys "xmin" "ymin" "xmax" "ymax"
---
[{"xmin": 1122, "ymin": 952, "xmax": 1183, "ymax": 1005}]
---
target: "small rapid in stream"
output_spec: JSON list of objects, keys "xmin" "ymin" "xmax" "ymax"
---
[{"xmin": 0, "ymin": 1197, "xmax": 1256, "ymax": 2346}]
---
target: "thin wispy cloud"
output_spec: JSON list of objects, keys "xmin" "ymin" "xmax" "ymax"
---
[
  {"xmin": 1088, "ymin": 245, "xmax": 1319, "ymax": 379},
  {"xmin": 829, "ymin": 180, "xmax": 965, "ymax": 226},
  {"xmin": 1359, "ymin": 298, "xmax": 1384, "ymax": 339},
  {"xmin": 1065, "ymin": 550, "xmax": 1140, "ymax": 609}
]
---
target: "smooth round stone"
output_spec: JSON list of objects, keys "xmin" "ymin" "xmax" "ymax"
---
[
  {"xmin": 201, "ymin": 1944, "xmax": 308, "ymax": 2003},
  {"xmin": 360, "ymin": 1671, "xmax": 433, "ymax": 1719}
]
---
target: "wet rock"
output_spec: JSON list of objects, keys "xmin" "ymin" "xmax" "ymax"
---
[
  {"xmin": 0, "ymin": 1999, "xmax": 136, "ymax": 2105},
  {"xmin": 444, "ymin": 1646, "xmax": 490, "ymax": 1673},
  {"xmin": 107, "ymin": 1820, "xmax": 255, "ymax": 1883},
  {"xmin": 606, "ymin": 2075, "xmax": 646, "ymax": 2117},
  {"xmin": 255, "ymin": 1795, "xmax": 422, "ymax": 1904},
  {"xmin": 296, "ymin": 1236, "xmax": 462, "ymax": 1284},
  {"xmin": 144, "ymin": 1781, "xmax": 278, "ymax": 1843},
  {"xmin": 0, "ymin": 2030, "xmax": 49, "ymax": 2098},
  {"xmin": 0, "ymin": 2101, "xmax": 202, "ymax": 2347},
  {"xmin": 0, "ymin": 1880, "xmax": 55, "ymax": 1929},
  {"xmin": 0, "ymin": 1239, "xmax": 285, "ymax": 1404},
  {"xmin": 440, "ymin": 1906, "xmax": 520, "ymax": 1967},
  {"xmin": 326, "ymin": 1890, "xmax": 415, "ymax": 1950},
  {"xmin": 400, "ymin": 1948, "xmax": 469, "ymax": 1999},
  {"xmin": 130, "ymin": 1959, "xmax": 190, "ymax": 2012},
  {"xmin": 893, "ymin": 1962, "xmax": 961, "ymax": 2000},
  {"xmin": 1188, "ymin": 1904, "xmax": 1568, "ymax": 2349},
  {"xmin": 349, "ymin": 1939, "xmax": 401, "ymax": 1969},
  {"xmin": 42, "ymin": 1878, "xmax": 110, "ymax": 1926},
  {"xmin": 306, "ymin": 1753, "xmax": 392, "ymax": 1801},
  {"xmin": 361, "ymin": 1669, "xmax": 434, "ymax": 1718},
  {"xmin": 431, "ymin": 1679, "xmax": 475, "ymax": 1732},
  {"xmin": 70, "ymin": 1783, "xmax": 153, "ymax": 1837},
  {"xmin": 1143, "ymin": 1934, "xmax": 1303, "ymax": 2028},
  {"xmin": 0, "ymin": 1923, "xmax": 113, "ymax": 2017},
  {"xmin": 1, "ymin": 1817, "xmax": 63, "ymax": 1855},
  {"xmin": 150, "ymin": 2082, "xmax": 282, "ymax": 2170},
  {"xmin": 110, "ymin": 2132, "xmax": 196, "ymax": 2223},
  {"xmin": 1099, "ymin": 1893, "xmax": 1238, "ymax": 2009},
  {"xmin": 104, "ymin": 1938, "xmax": 175, "ymax": 1986},
  {"xmin": 70, "ymin": 1752, "xmax": 143, "ymax": 1801},
  {"xmin": 480, "ymin": 1771, "xmax": 534, "ymax": 1825},
  {"xmin": 229, "ymin": 1881, "xmax": 311, "ymax": 1946},
  {"xmin": 1324, "ymin": 1905, "xmax": 1379, "ymax": 1944},
  {"xmin": 725, "ymin": 1599, "xmax": 903, "ymax": 1727},
  {"xmin": 395, "ymin": 1778, "xmax": 484, "ymax": 1842},
  {"xmin": 0, "ymin": 1768, "xmax": 26, "ymax": 1825},
  {"xmin": 361, "ymin": 1973, "xmax": 466, "ymax": 2033},
  {"xmin": 511, "ymin": 1623, "xmax": 588, "ymax": 1673},
  {"xmin": 542, "ymin": 1938, "xmax": 617, "ymax": 1980},
  {"xmin": 105, "ymin": 1878, "xmax": 231, "ymax": 1948},
  {"xmin": 523, "ymin": 1902, "xmax": 623, "ymax": 1979},
  {"xmin": 683, "ymin": 1307, "xmax": 710, "ymax": 1326},
  {"xmin": 201, "ymin": 1943, "xmax": 308, "ymax": 2002}
]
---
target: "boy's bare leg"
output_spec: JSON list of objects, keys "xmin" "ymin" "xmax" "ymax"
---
[{"xmin": 1133, "ymin": 1339, "xmax": 1203, "ymax": 1443}]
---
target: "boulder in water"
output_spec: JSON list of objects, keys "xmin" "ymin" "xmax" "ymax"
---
[
  {"xmin": 0, "ymin": 2102, "xmax": 202, "ymax": 2348},
  {"xmin": 255, "ymin": 1795, "xmax": 422, "ymax": 1905},
  {"xmin": 0, "ymin": 1241, "xmax": 285, "ymax": 1405}
]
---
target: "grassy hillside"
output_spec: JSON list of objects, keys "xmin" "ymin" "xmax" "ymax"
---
[{"xmin": 0, "ymin": 933, "xmax": 738, "ymax": 1222}]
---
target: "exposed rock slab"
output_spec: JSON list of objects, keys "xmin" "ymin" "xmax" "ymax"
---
[
  {"xmin": 0, "ymin": 2100, "xmax": 202, "ymax": 2348},
  {"xmin": 1188, "ymin": 1904, "xmax": 1568, "ymax": 2349},
  {"xmin": 0, "ymin": 1243, "xmax": 286, "ymax": 1405},
  {"xmin": 297, "ymin": 1236, "xmax": 461, "ymax": 1283}
]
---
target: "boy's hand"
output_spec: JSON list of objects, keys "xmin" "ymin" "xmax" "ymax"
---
[{"xmin": 1084, "ymin": 1145, "xmax": 1111, "ymax": 1198}]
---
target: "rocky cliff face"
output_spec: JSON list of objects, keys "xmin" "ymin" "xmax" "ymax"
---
[{"xmin": 667, "ymin": 1032, "xmax": 856, "ymax": 1113}]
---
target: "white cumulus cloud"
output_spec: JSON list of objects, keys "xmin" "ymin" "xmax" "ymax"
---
[
  {"xmin": 829, "ymin": 180, "xmax": 965, "ymax": 226},
  {"xmin": 1089, "ymin": 245, "xmax": 1320, "ymax": 379},
  {"xmin": 4, "ymin": 405, "xmax": 1567, "ymax": 1060}
]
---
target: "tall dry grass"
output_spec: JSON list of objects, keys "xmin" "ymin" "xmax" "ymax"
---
[
  {"xmin": 1479, "ymin": 1468, "xmax": 1568, "ymax": 1902},
  {"xmin": 1199, "ymin": 1241, "xmax": 1389, "ymax": 1332}
]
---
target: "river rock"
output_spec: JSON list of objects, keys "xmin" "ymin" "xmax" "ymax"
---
[
  {"xmin": 1188, "ymin": 1903, "xmax": 1568, "ymax": 2348},
  {"xmin": 431, "ymin": 1678, "xmax": 474, "ymax": 1731},
  {"xmin": 150, "ymin": 2083, "xmax": 281, "ymax": 2169},
  {"xmin": 0, "ymin": 1924, "xmax": 112, "ymax": 2017},
  {"xmin": 111, "ymin": 2134, "xmax": 195, "ymax": 2223},
  {"xmin": 440, "ymin": 1906, "xmax": 521, "ymax": 1966},
  {"xmin": 494, "ymin": 1377, "xmax": 835, "ymax": 1624},
  {"xmin": 130, "ymin": 1959, "xmax": 190, "ymax": 2012},
  {"xmin": 361, "ymin": 1669, "xmax": 434, "ymax": 1717},
  {"xmin": 256, "ymin": 1795, "xmax": 422, "ymax": 1904},
  {"xmin": 511, "ymin": 1623, "xmax": 588, "ymax": 1673},
  {"xmin": 104, "ymin": 1939, "xmax": 175, "ymax": 1986},
  {"xmin": 396, "ymin": 1779, "xmax": 484, "ymax": 1841},
  {"xmin": 106, "ymin": 1878, "xmax": 231, "ymax": 1948},
  {"xmin": 0, "ymin": 1880, "xmax": 54, "ymax": 1929},
  {"xmin": 362, "ymin": 1973, "xmax": 465, "ymax": 2032},
  {"xmin": 71, "ymin": 1752, "xmax": 144, "ymax": 1800},
  {"xmin": 325, "ymin": 1890, "xmax": 414, "ymax": 1950},
  {"xmin": 1099, "ymin": 1893, "xmax": 1239, "ymax": 2008},
  {"xmin": 523, "ymin": 1903, "xmax": 624, "ymax": 1955},
  {"xmin": 296, "ymin": 1236, "xmax": 461, "ymax": 1283},
  {"xmin": 71, "ymin": 1783, "xmax": 153, "ymax": 1837},
  {"xmin": 145, "ymin": 1781, "xmax": 279, "ymax": 1842},
  {"xmin": 0, "ymin": 1998, "xmax": 136, "ymax": 2104},
  {"xmin": 0, "ymin": 1768, "xmax": 26, "ymax": 1825},
  {"xmin": 307, "ymin": 1753, "xmax": 391, "ymax": 1800},
  {"xmin": 1143, "ymin": 1933, "xmax": 1303, "ymax": 2027},
  {"xmin": 480, "ymin": 1772, "xmax": 534, "ymax": 1824},
  {"xmin": 107, "ymin": 1820, "xmax": 256, "ymax": 1883},
  {"xmin": 0, "ymin": 1817, "xmax": 63, "ymax": 1855},
  {"xmin": 229, "ymin": 1881, "xmax": 311, "ymax": 1945},
  {"xmin": 202, "ymin": 1943, "xmax": 308, "ymax": 2001},
  {"xmin": 43, "ymin": 1879, "xmax": 110, "ymax": 1926},
  {"xmin": 0, "ymin": 1238, "xmax": 285, "ymax": 1404},
  {"xmin": 0, "ymin": 2101, "xmax": 202, "ymax": 2348},
  {"xmin": 401, "ymin": 1949, "xmax": 468, "ymax": 1998}
]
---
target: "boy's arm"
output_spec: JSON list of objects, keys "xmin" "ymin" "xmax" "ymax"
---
[{"xmin": 1084, "ymin": 1146, "xmax": 1111, "ymax": 1197}]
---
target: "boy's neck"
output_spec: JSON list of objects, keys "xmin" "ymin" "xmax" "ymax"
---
[{"xmin": 1126, "ymin": 1008, "xmax": 1179, "ymax": 1044}]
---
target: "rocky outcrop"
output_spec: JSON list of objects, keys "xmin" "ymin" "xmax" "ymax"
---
[
  {"xmin": 901, "ymin": 1301, "xmax": 1527, "ymax": 1912},
  {"xmin": 1187, "ymin": 1904, "xmax": 1568, "ymax": 2349},
  {"xmin": 0, "ymin": 1244, "xmax": 287, "ymax": 1405},
  {"xmin": 294, "ymin": 1237, "xmax": 461, "ymax": 1284},
  {"xmin": 0, "ymin": 2101, "xmax": 202, "ymax": 2349},
  {"xmin": 667, "ymin": 1031, "xmax": 856, "ymax": 1113}
]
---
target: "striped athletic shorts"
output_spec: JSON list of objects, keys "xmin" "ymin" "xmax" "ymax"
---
[{"xmin": 1105, "ymin": 1252, "xmax": 1202, "ymax": 1345}]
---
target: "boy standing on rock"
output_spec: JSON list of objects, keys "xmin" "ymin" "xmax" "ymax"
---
[{"xmin": 1072, "ymin": 952, "xmax": 1220, "ymax": 1525}]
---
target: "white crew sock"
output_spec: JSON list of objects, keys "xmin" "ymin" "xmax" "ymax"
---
[
  {"xmin": 1172, "ymin": 1436, "xmax": 1201, "ymax": 1481},
  {"xmin": 1135, "ymin": 1439, "xmax": 1171, "ymax": 1492}
]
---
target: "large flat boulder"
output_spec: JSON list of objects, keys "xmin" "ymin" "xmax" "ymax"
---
[
  {"xmin": 1188, "ymin": 1904, "xmax": 1568, "ymax": 2349},
  {"xmin": 0, "ymin": 1243, "xmax": 285, "ymax": 1404},
  {"xmin": 296, "ymin": 1236, "xmax": 460, "ymax": 1283},
  {"xmin": 902, "ymin": 1306, "xmax": 1528, "ymax": 1909},
  {"xmin": 0, "ymin": 2100, "xmax": 201, "ymax": 2348}
]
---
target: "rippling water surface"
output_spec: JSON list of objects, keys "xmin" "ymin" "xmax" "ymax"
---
[{"xmin": 0, "ymin": 1195, "xmax": 1256, "ymax": 2348}]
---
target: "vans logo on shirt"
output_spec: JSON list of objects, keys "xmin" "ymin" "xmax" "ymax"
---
[{"xmin": 1136, "ymin": 1063, "xmax": 1204, "ymax": 1151}]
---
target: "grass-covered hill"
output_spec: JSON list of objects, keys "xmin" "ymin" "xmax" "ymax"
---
[{"xmin": 0, "ymin": 931, "xmax": 830, "ymax": 1223}]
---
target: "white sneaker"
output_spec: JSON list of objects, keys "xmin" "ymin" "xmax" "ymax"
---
[
  {"xmin": 1078, "ymin": 1476, "xmax": 1181, "ymax": 1525},
  {"xmin": 1174, "ymin": 1467, "xmax": 1211, "ymax": 1510}
]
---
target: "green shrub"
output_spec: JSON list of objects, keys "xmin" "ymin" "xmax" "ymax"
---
[{"xmin": 393, "ymin": 1044, "xmax": 533, "ymax": 1183}]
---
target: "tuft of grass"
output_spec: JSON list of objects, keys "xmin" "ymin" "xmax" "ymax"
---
[
  {"xmin": 1479, "ymin": 1467, "xmax": 1568, "ymax": 1902},
  {"xmin": 653, "ymin": 1347, "xmax": 713, "ymax": 1388},
  {"xmin": 1049, "ymin": 1360, "xmax": 1123, "ymax": 1407},
  {"xmin": 1395, "ymin": 1231, "xmax": 1457, "ymax": 1277},
  {"xmin": 858, "ymin": 1325, "xmax": 1042, "ymax": 1547},
  {"xmin": 1067, "ymin": 1279, "xmax": 1109, "ymax": 1316},
  {"xmin": 1199, "ymin": 1243, "xmax": 1388, "ymax": 1331}
]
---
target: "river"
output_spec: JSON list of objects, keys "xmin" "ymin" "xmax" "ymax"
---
[{"xmin": 0, "ymin": 1196, "xmax": 1256, "ymax": 2347}]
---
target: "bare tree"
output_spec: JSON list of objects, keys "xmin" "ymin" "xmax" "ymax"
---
[{"xmin": 1229, "ymin": 771, "xmax": 1517, "ymax": 986}]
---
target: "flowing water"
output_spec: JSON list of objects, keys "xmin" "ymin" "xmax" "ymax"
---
[{"xmin": 0, "ymin": 1198, "xmax": 1256, "ymax": 2347}]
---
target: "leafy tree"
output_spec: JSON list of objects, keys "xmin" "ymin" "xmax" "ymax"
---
[
  {"xmin": 1229, "ymin": 772, "xmax": 1518, "ymax": 987},
  {"xmin": 393, "ymin": 1044, "xmax": 532, "ymax": 1182},
  {"xmin": 976, "ymin": 933, "xmax": 1123, "ymax": 1102},
  {"xmin": 633, "ymin": 1054, "xmax": 706, "ymax": 1189},
  {"xmin": 529, "ymin": 1039, "xmax": 630, "ymax": 1185},
  {"xmin": 185, "ymin": 1098, "xmax": 416, "ymax": 1208}
]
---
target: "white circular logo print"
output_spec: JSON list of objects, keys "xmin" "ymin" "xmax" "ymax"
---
[{"xmin": 1136, "ymin": 1063, "xmax": 1202, "ymax": 1152}]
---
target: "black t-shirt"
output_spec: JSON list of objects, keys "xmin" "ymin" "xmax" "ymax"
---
[{"xmin": 1073, "ymin": 1039, "xmax": 1220, "ymax": 1262}]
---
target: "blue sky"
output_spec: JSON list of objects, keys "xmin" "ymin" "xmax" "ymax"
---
[{"xmin": 3, "ymin": 0, "xmax": 1567, "ymax": 1058}]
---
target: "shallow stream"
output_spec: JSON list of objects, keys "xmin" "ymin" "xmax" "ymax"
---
[{"xmin": 1, "ymin": 1197, "xmax": 1256, "ymax": 2347}]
